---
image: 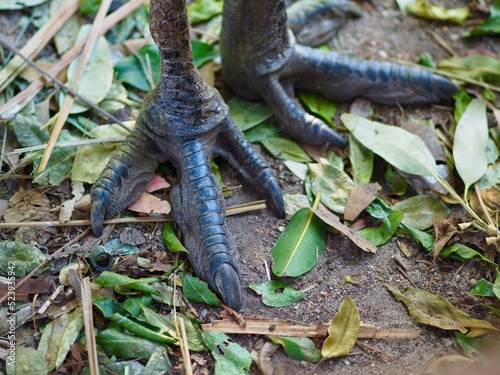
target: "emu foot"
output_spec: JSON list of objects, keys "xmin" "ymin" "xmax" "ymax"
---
[{"xmin": 90, "ymin": 89, "xmax": 284, "ymax": 310}]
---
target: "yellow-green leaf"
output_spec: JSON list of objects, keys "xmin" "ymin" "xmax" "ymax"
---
[
  {"xmin": 321, "ymin": 296, "xmax": 360, "ymax": 359},
  {"xmin": 386, "ymin": 284, "xmax": 500, "ymax": 337}
]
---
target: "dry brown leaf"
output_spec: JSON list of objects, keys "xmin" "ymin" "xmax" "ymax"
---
[
  {"xmin": 314, "ymin": 203, "xmax": 377, "ymax": 253},
  {"xmin": 433, "ymin": 217, "xmax": 457, "ymax": 261},
  {"xmin": 344, "ymin": 183, "xmax": 380, "ymax": 221}
]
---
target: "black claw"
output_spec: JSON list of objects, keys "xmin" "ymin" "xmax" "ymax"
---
[
  {"xmin": 214, "ymin": 263, "xmax": 243, "ymax": 310},
  {"xmin": 316, "ymin": 121, "xmax": 347, "ymax": 148}
]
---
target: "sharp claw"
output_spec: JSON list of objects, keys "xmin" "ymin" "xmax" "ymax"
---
[
  {"xmin": 214, "ymin": 263, "xmax": 243, "ymax": 310},
  {"xmin": 90, "ymin": 194, "xmax": 106, "ymax": 237},
  {"xmin": 262, "ymin": 174, "xmax": 285, "ymax": 218},
  {"xmin": 317, "ymin": 123, "xmax": 347, "ymax": 148}
]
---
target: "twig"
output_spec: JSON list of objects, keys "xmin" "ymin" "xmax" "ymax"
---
[
  {"xmin": 0, "ymin": 36, "xmax": 131, "ymax": 132},
  {"xmin": 0, "ymin": 0, "xmax": 80, "ymax": 93},
  {"xmin": 39, "ymin": 0, "xmax": 113, "ymax": 172},
  {"xmin": 179, "ymin": 318, "xmax": 193, "ymax": 375},
  {"xmin": 0, "ymin": 0, "xmax": 147, "ymax": 122},
  {"xmin": 0, "ymin": 227, "xmax": 91, "ymax": 305},
  {"xmin": 220, "ymin": 302, "xmax": 247, "ymax": 328},
  {"xmin": 0, "ymin": 200, "xmax": 267, "ymax": 229},
  {"xmin": 426, "ymin": 29, "xmax": 458, "ymax": 57}
]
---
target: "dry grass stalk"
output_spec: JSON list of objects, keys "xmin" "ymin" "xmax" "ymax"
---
[
  {"xmin": 0, "ymin": 0, "xmax": 80, "ymax": 93},
  {"xmin": 81, "ymin": 277, "xmax": 99, "ymax": 375},
  {"xmin": 38, "ymin": 0, "xmax": 113, "ymax": 172}
]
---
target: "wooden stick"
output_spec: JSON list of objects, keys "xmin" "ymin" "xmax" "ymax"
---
[
  {"xmin": 202, "ymin": 317, "xmax": 421, "ymax": 339},
  {"xmin": 0, "ymin": 0, "xmax": 147, "ymax": 122},
  {"xmin": 38, "ymin": 0, "xmax": 113, "ymax": 172},
  {"xmin": 0, "ymin": 200, "xmax": 267, "ymax": 229},
  {"xmin": 0, "ymin": 0, "xmax": 80, "ymax": 93},
  {"xmin": 81, "ymin": 277, "xmax": 99, "ymax": 375}
]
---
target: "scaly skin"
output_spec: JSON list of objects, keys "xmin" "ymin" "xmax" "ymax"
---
[
  {"xmin": 221, "ymin": 0, "xmax": 459, "ymax": 147},
  {"xmin": 91, "ymin": 0, "xmax": 458, "ymax": 310},
  {"xmin": 90, "ymin": 0, "xmax": 284, "ymax": 310}
]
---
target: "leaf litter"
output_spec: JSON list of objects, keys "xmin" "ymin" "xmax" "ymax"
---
[{"xmin": 1, "ymin": 0, "xmax": 500, "ymax": 374}]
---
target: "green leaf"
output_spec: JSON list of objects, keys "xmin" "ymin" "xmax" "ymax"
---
[
  {"xmin": 182, "ymin": 274, "xmax": 221, "ymax": 306},
  {"xmin": 271, "ymin": 207, "xmax": 326, "ymax": 277},
  {"xmin": 115, "ymin": 43, "xmax": 161, "ymax": 91},
  {"xmin": 32, "ymin": 146, "xmax": 76, "ymax": 186},
  {"xmin": 143, "ymin": 347, "xmax": 172, "ymax": 375},
  {"xmin": 0, "ymin": 240, "xmax": 48, "ymax": 277},
  {"xmin": 439, "ymin": 243, "xmax": 495, "ymax": 264},
  {"xmin": 96, "ymin": 329, "xmax": 169, "ymax": 360},
  {"xmin": 37, "ymin": 308, "xmax": 84, "ymax": 371},
  {"xmin": 248, "ymin": 280, "xmax": 306, "ymax": 307},
  {"xmin": 297, "ymin": 90, "xmax": 338, "ymax": 124},
  {"xmin": 321, "ymin": 296, "xmax": 360, "ymax": 359},
  {"xmin": 243, "ymin": 120, "xmax": 283, "ymax": 143},
  {"xmin": 466, "ymin": 1, "xmax": 500, "ymax": 36},
  {"xmin": 385, "ymin": 284, "xmax": 500, "ymax": 337},
  {"xmin": 62, "ymin": 26, "xmax": 113, "ymax": 113},
  {"xmin": 453, "ymin": 90, "xmax": 472, "ymax": 123},
  {"xmin": 162, "ymin": 222, "xmax": 188, "ymax": 253},
  {"xmin": 0, "ymin": 0, "xmax": 47, "ymax": 10},
  {"xmin": 228, "ymin": 97, "xmax": 273, "ymax": 131},
  {"xmin": 357, "ymin": 209, "xmax": 404, "ymax": 246},
  {"xmin": 191, "ymin": 40, "xmax": 219, "ymax": 67},
  {"xmin": 260, "ymin": 137, "xmax": 312, "ymax": 162},
  {"xmin": 6, "ymin": 346, "xmax": 48, "ymax": 375},
  {"xmin": 94, "ymin": 271, "xmax": 162, "ymax": 296},
  {"xmin": 493, "ymin": 269, "xmax": 500, "ymax": 299},
  {"xmin": 470, "ymin": 279, "xmax": 495, "ymax": 297},
  {"xmin": 305, "ymin": 162, "xmax": 355, "ymax": 214},
  {"xmin": 439, "ymin": 54, "xmax": 500, "ymax": 84},
  {"xmin": 79, "ymin": 0, "xmax": 100, "ymax": 15},
  {"xmin": 187, "ymin": 0, "xmax": 223, "ymax": 24},
  {"xmin": 453, "ymin": 99, "xmax": 488, "ymax": 195},
  {"xmin": 418, "ymin": 52, "xmax": 436, "ymax": 68},
  {"xmin": 407, "ymin": 1, "xmax": 469, "ymax": 24},
  {"xmin": 384, "ymin": 164, "xmax": 408, "ymax": 195},
  {"xmin": 342, "ymin": 113, "xmax": 438, "ymax": 177},
  {"xmin": 349, "ymin": 134, "xmax": 373, "ymax": 185},
  {"xmin": 268, "ymin": 336, "xmax": 321, "ymax": 363},
  {"xmin": 107, "ymin": 313, "xmax": 177, "ymax": 344},
  {"xmin": 392, "ymin": 195, "xmax": 450, "ymax": 230},
  {"xmin": 71, "ymin": 124, "xmax": 128, "ymax": 183},
  {"xmin": 8, "ymin": 101, "xmax": 48, "ymax": 147},
  {"xmin": 404, "ymin": 225, "xmax": 435, "ymax": 251},
  {"xmin": 202, "ymin": 332, "xmax": 252, "ymax": 375},
  {"xmin": 455, "ymin": 332, "xmax": 494, "ymax": 361},
  {"xmin": 93, "ymin": 298, "xmax": 130, "ymax": 317},
  {"xmin": 154, "ymin": 312, "xmax": 206, "ymax": 351}
]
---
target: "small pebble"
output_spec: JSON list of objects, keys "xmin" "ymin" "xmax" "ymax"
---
[{"xmin": 468, "ymin": 278, "xmax": 477, "ymax": 287}]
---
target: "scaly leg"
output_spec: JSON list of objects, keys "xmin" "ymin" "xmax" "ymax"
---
[
  {"xmin": 90, "ymin": 0, "xmax": 283, "ymax": 310},
  {"xmin": 221, "ymin": 0, "xmax": 459, "ymax": 148}
]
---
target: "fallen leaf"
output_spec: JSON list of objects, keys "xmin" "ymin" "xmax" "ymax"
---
[
  {"xmin": 407, "ymin": 1, "xmax": 469, "ymax": 24},
  {"xmin": 268, "ymin": 335, "xmax": 321, "ymax": 363},
  {"xmin": 128, "ymin": 192, "xmax": 171, "ymax": 215},
  {"xmin": 314, "ymin": 204, "xmax": 377, "ymax": 253},
  {"xmin": 249, "ymin": 280, "xmax": 306, "ymax": 307},
  {"xmin": 344, "ymin": 183, "xmax": 381, "ymax": 221},
  {"xmin": 433, "ymin": 218, "xmax": 457, "ymax": 261},
  {"xmin": 393, "ymin": 195, "xmax": 451, "ymax": 230},
  {"xmin": 385, "ymin": 284, "xmax": 500, "ymax": 337},
  {"xmin": 145, "ymin": 175, "xmax": 170, "ymax": 192},
  {"xmin": 37, "ymin": 307, "xmax": 84, "ymax": 370},
  {"xmin": 271, "ymin": 206, "xmax": 326, "ymax": 277},
  {"xmin": 321, "ymin": 296, "xmax": 360, "ymax": 358}
]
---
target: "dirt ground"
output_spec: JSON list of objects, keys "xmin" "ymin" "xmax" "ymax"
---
[
  {"xmin": 215, "ymin": 1, "xmax": 500, "ymax": 374},
  {"xmin": 1, "ymin": 0, "xmax": 499, "ymax": 374}
]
